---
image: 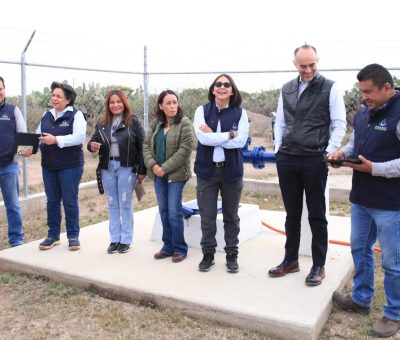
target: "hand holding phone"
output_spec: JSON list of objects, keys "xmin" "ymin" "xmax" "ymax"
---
[{"xmin": 324, "ymin": 158, "xmax": 362, "ymax": 165}]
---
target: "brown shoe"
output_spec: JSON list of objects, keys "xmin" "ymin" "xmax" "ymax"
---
[
  {"xmin": 154, "ymin": 250, "xmax": 172, "ymax": 260},
  {"xmin": 305, "ymin": 266, "xmax": 325, "ymax": 286},
  {"xmin": 333, "ymin": 292, "xmax": 370, "ymax": 315},
  {"xmin": 268, "ymin": 260, "xmax": 300, "ymax": 277},
  {"xmin": 172, "ymin": 253, "xmax": 186, "ymax": 263},
  {"xmin": 372, "ymin": 316, "xmax": 400, "ymax": 337}
]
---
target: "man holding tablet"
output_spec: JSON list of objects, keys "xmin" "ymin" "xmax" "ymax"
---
[{"xmin": 330, "ymin": 64, "xmax": 400, "ymax": 338}]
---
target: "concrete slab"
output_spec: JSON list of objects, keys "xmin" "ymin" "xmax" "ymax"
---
[{"xmin": 0, "ymin": 207, "xmax": 353, "ymax": 340}]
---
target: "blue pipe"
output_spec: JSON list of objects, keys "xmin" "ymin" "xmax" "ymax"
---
[{"xmin": 242, "ymin": 137, "xmax": 276, "ymax": 169}]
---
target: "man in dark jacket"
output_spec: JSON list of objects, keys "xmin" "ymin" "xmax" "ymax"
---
[
  {"xmin": 268, "ymin": 45, "xmax": 346, "ymax": 286},
  {"xmin": 331, "ymin": 64, "xmax": 400, "ymax": 338},
  {"xmin": 0, "ymin": 76, "xmax": 31, "ymax": 247}
]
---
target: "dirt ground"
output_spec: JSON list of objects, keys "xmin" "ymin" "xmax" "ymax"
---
[{"xmin": 0, "ymin": 137, "xmax": 393, "ymax": 339}]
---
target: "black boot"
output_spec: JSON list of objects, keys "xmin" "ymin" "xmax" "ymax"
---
[
  {"xmin": 226, "ymin": 253, "xmax": 239, "ymax": 273},
  {"xmin": 198, "ymin": 254, "xmax": 215, "ymax": 272}
]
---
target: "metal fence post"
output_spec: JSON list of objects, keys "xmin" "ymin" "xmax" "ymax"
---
[
  {"xmin": 143, "ymin": 45, "xmax": 149, "ymax": 133},
  {"xmin": 20, "ymin": 30, "xmax": 36, "ymax": 198}
]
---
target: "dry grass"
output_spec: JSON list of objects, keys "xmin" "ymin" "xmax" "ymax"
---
[
  {"xmin": 0, "ymin": 272, "xmax": 273, "ymax": 340},
  {"xmin": 0, "ymin": 138, "xmax": 391, "ymax": 339},
  {"xmin": 0, "ymin": 180, "xmax": 276, "ymax": 340}
]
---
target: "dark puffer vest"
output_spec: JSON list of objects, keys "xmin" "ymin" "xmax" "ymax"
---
[{"xmin": 279, "ymin": 73, "xmax": 334, "ymax": 156}]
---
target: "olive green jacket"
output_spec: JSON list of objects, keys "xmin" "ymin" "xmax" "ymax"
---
[{"xmin": 143, "ymin": 116, "xmax": 194, "ymax": 181}]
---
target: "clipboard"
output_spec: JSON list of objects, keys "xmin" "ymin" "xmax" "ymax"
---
[{"xmin": 14, "ymin": 132, "xmax": 41, "ymax": 154}]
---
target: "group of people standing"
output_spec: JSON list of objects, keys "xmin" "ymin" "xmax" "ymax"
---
[
  {"xmin": 1, "ymin": 43, "xmax": 400, "ymax": 337},
  {"xmin": 88, "ymin": 75, "xmax": 249, "ymax": 274},
  {"xmin": 0, "ymin": 72, "xmax": 249, "ymax": 275}
]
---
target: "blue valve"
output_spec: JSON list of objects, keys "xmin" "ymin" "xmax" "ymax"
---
[{"xmin": 242, "ymin": 137, "xmax": 276, "ymax": 169}]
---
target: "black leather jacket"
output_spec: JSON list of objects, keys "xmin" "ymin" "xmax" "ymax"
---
[{"xmin": 87, "ymin": 115, "xmax": 146, "ymax": 175}]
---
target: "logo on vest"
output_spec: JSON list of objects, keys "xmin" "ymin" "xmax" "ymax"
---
[
  {"xmin": 374, "ymin": 119, "xmax": 387, "ymax": 132},
  {"xmin": 59, "ymin": 121, "xmax": 70, "ymax": 127},
  {"xmin": 0, "ymin": 113, "xmax": 10, "ymax": 121}
]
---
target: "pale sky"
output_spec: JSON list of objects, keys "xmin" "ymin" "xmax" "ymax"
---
[{"xmin": 1, "ymin": 0, "xmax": 400, "ymax": 94}]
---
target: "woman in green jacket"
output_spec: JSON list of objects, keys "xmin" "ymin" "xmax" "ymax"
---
[{"xmin": 143, "ymin": 90, "xmax": 194, "ymax": 263}]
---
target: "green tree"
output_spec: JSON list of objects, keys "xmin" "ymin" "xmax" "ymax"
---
[
  {"xmin": 178, "ymin": 88, "xmax": 208, "ymax": 120},
  {"xmin": 242, "ymin": 89, "xmax": 280, "ymax": 116}
]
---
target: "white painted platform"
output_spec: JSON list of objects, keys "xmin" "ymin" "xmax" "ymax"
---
[
  {"xmin": 151, "ymin": 201, "xmax": 261, "ymax": 251},
  {"xmin": 0, "ymin": 207, "xmax": 353, "ymax": 340}
]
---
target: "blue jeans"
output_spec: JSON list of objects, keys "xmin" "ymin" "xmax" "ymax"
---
[
  {"xmin": 42, "ymin": 165, "xmax": 83, "ymax": 240},
  {"xmin": 102, "ymin": 161, "xmax": 136, "ymax": 244},
  {"xmin": 0, "ymin": 162, "xmax": 23, "ymax": 246},
  {"xmin": 351, "ymin": 203, "xmax": 400, "ymax": 320},
  {"xmin": 154, "ymin": 176, "xmax": 187, "ymax": 256}
]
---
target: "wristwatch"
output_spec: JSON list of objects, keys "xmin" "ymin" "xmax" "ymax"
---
[{"xmin": 229, "ymin": 130, "xmax": 236, "ymax": 139}]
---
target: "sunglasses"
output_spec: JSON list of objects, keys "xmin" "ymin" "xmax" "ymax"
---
[
  {"xmin": 214, "ymin": 81, "xmax": 231, "ymax": 88},
  {"xmin": 112, "ymin": 125, "xmax": 117, "ymax": 137}
]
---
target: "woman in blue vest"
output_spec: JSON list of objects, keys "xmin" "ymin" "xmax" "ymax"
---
[
  {"xmin": 143, "ymin": 90, "xmax": 194, "ymax": 263},
  {"xmin": 88, "ymin": 90, "xmax": 146, "ymax": 254},
  {"xmin": 193, "ymin": 74, "xmax": 249, "ymax": 273},
  {"xmin": 37, "ymin": 82, "xmax": 87, "ymax": 251}
]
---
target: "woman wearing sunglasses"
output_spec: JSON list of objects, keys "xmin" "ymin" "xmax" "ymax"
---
[
  {"xmin": 37, "ymin": 82, "xmax": 87, "ymax": 251},
  {"xmin": 193, "ymin": 74, "xmax": 249, "ymax": 273},
  {"xmin": 88, "ymin": 90, "xmax": 146, "ymax": 254},
  {"xmin": 143, "ymin": 90, "xmax": 194, "ymax": 263}
]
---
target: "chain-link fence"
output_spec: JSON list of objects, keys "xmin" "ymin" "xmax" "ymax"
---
[
  {"xmin": 3, "ymin": 61, "xmax": 400, "ymax": 130},
  {"xmin": 1, "ymin": 59, "xmax": 400, "ymax": 196},
  {"xmin": 1, "ymin": 62, "xmax": 144, "ymax": 137}
]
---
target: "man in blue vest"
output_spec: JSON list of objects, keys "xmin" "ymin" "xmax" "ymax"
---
[
  {"xmin": 0, "ymin": 76, "xmax": 31, "ymax": 247},
  {"xmin": 331, "ymin": 64, "xmax": 400, "ymax": 338},
  {"xmin": 268, "ymin": 44, "xmax": 347, "ymax": 286}
]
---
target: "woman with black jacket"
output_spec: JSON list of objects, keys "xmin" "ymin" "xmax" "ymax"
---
[{"xmin": 88, "ymin": 90, "xmax": 146, "ymax": 254}]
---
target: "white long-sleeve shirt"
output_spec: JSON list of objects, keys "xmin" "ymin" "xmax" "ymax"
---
[
  {"xmin": 274, "ymin": 81, "xmax": 347, "ymax": 154},
  {"xmin": 193, "ymin": 105, "xmax": 249, "ymax": 162}
]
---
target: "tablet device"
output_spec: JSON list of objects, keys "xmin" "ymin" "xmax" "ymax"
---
[
  {"xmin": 14, "ymin": 132, "xmax": 41, "ymax": 154},
  {"xmin": 325, "ymin": 158, "xmax": 362, "ymax": 165}
]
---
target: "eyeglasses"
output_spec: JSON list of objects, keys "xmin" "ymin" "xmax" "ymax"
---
[{"xmin": 214, "ymin": 81, "xmax": 231, "ymax": 88}]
